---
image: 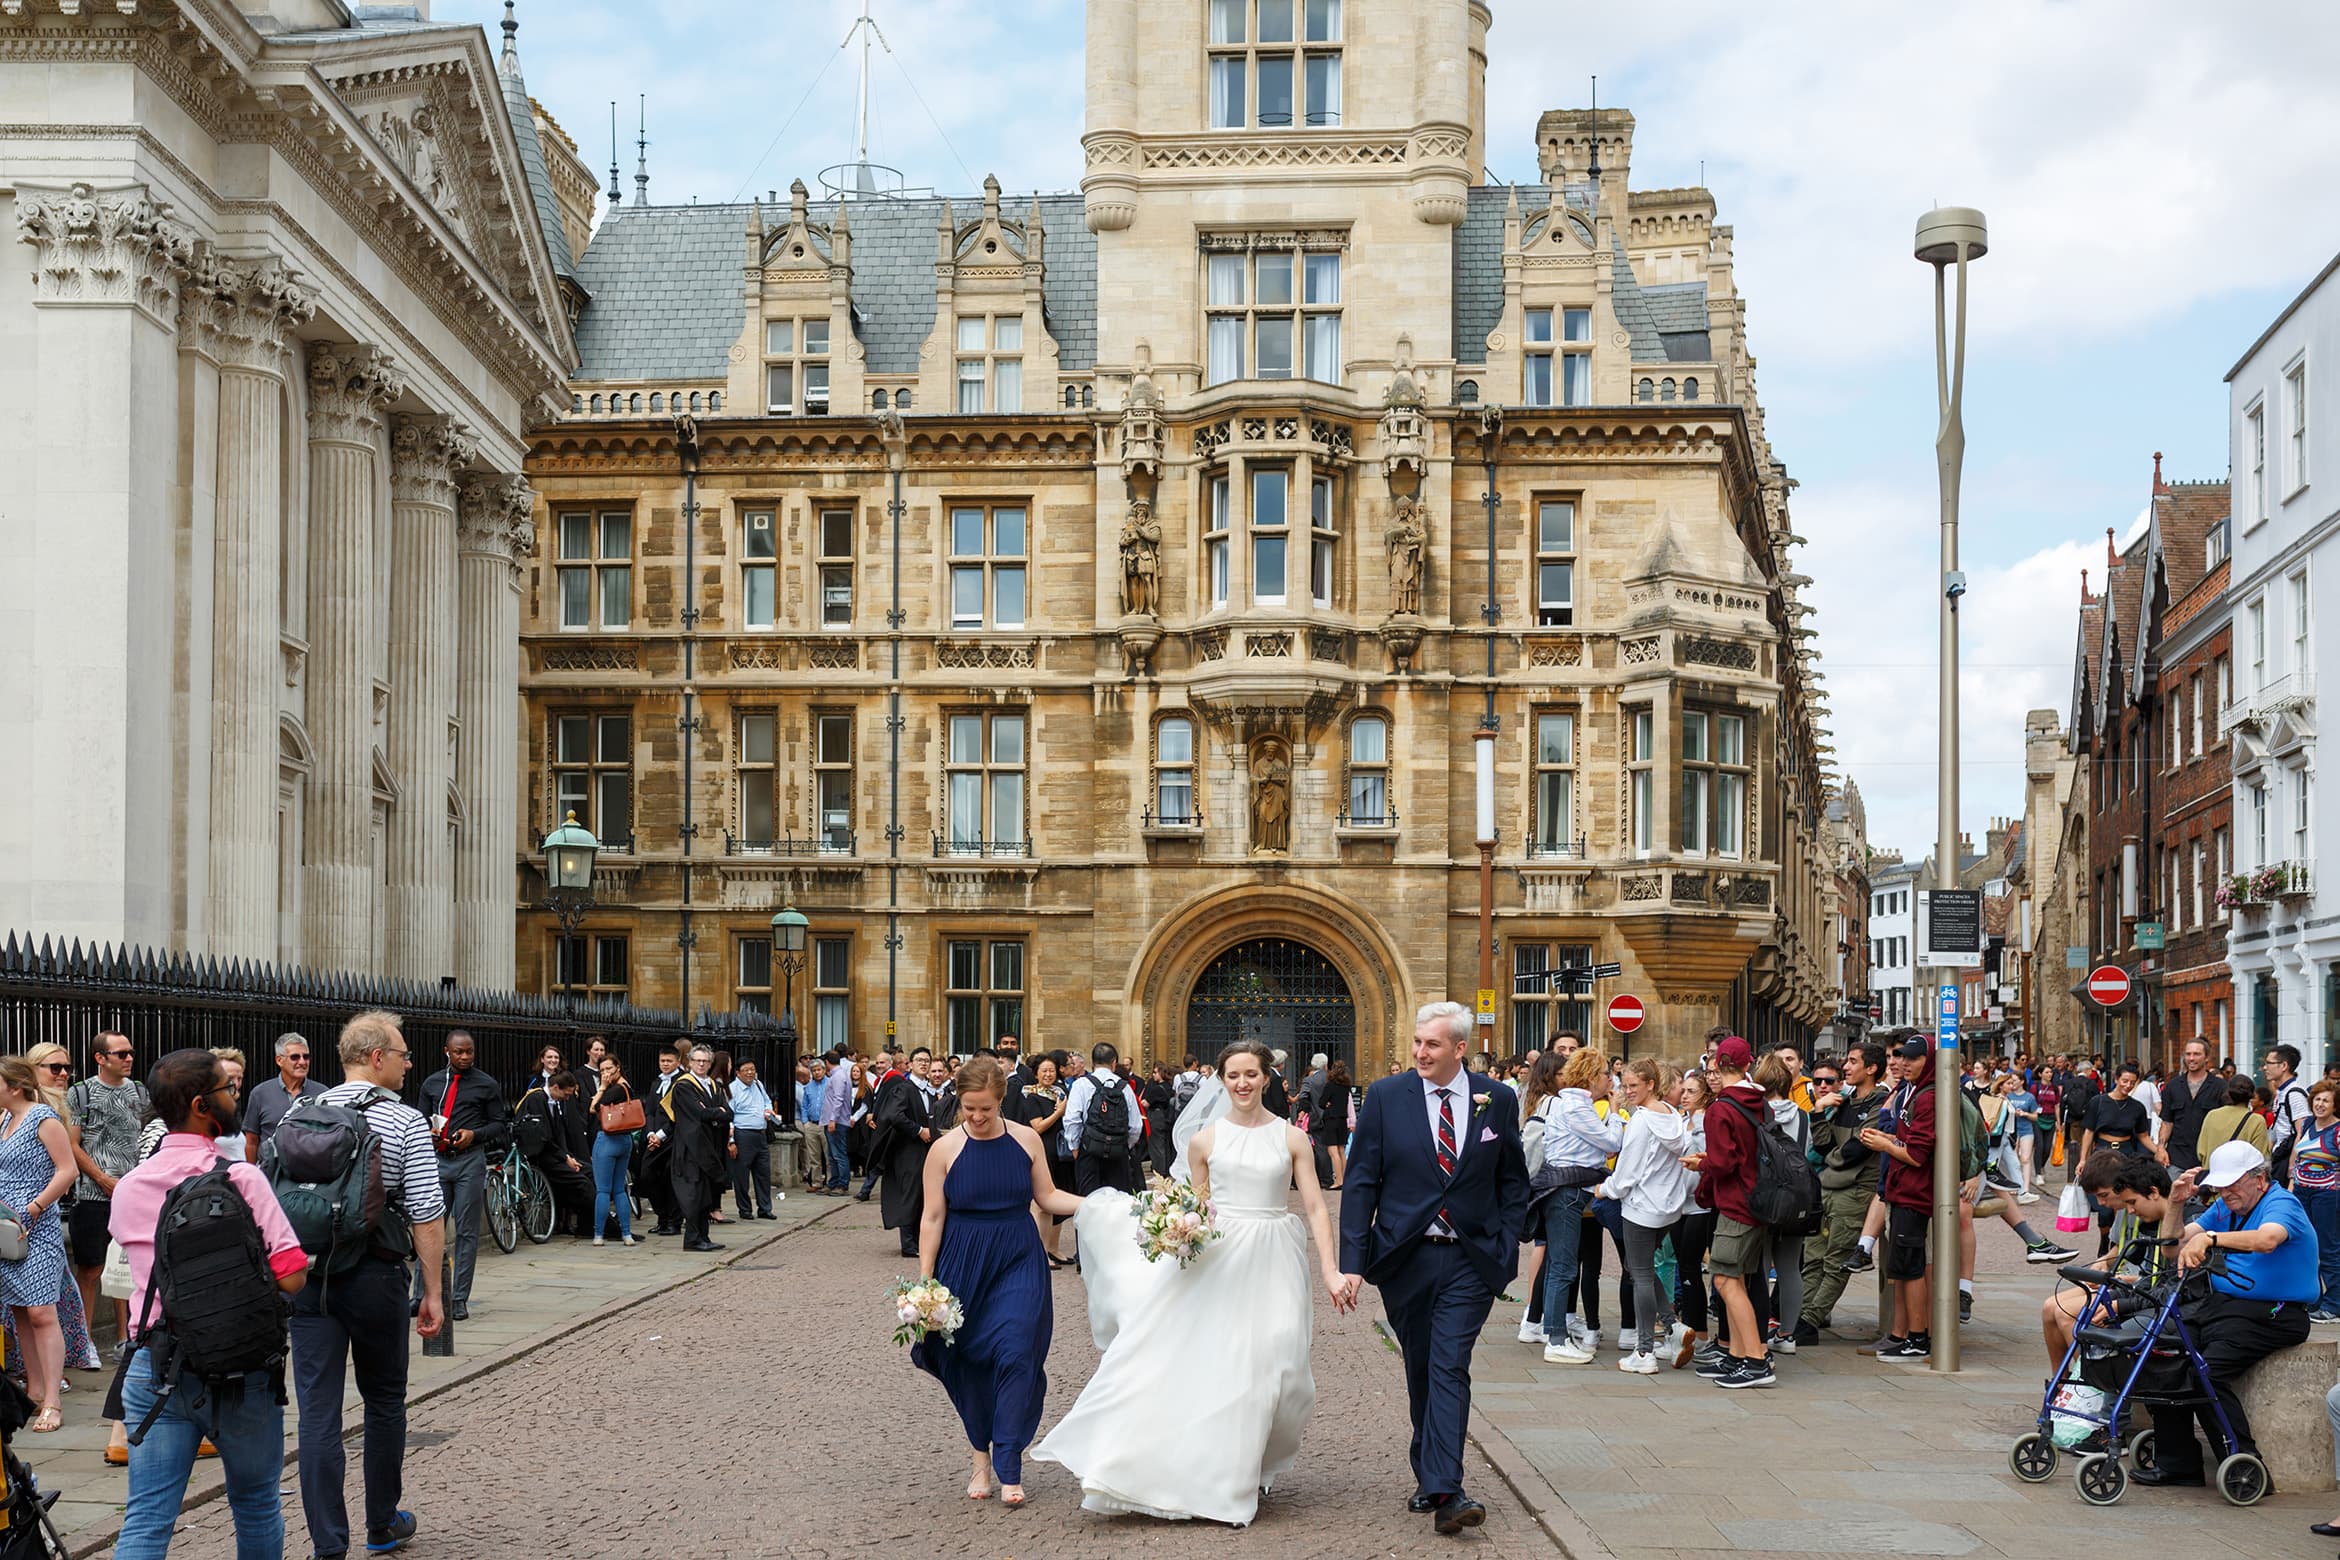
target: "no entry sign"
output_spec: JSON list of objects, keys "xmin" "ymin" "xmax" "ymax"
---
[
  {"xmin": 2086, "ymin": 964, "xmax": 2132, "ymax": 1008},
  {"xmin": 1607, "ymin": 994, "xmax": 1646, "ymax": 1034}
]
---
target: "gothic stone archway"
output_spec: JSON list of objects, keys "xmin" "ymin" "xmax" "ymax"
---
[
  {"xmin": 1123, "ymin": 882, "xmax": 1411, "ymax": 1072},
  {"xmin": 1187, "ymin": 937, "xmax": 1357, "ymax": 1078}
]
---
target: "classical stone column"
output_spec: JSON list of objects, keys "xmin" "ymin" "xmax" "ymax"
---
[
  {"xmin": 187, "ymin": 252, "xmax": 315, "ymax": 961},
  {"xmin": 301, "ymin": 343, "xmax": 405, "ymax": 973},
  {"xmin": 384, "ymin": 415, "xmax": 476, "ymax": 981},
  {"xmin": 8, "ymin": 184, "xmax": 194, "ymax": 952},
  {"xmin": 454, "ymin": 474, "xmax": 533, "ymax": 988}
]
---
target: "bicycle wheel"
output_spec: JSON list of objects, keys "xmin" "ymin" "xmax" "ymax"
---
[
  {"xmin": 520, "ymin": 1161, "xmax": 556, "ymax": 1244},
  {"xmin": 486, "ymin": 1172, "xmax": 519, "ymax": 1253}
]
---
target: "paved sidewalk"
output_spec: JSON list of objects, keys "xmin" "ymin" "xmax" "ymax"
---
[
  {"xmin": 1465, "ymin": 1215, "xmax": 2333, "ymax": 1560},
  {"xmin": 39, "ymin": 1189, "xmax": 839, "ymax": 1556}
]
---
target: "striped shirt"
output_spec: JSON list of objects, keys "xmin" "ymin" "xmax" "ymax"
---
[{"xmin": 314, "ymin": 1079, "xmax": 446, "ymax": 1225}]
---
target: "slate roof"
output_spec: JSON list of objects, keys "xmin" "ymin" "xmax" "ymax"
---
[
  {"xmin": 1451, "ymin": 184, "xmax": 1701, "ymax": 370},
  {"xmin": 2154, "ymin": 481, "xmax": 2229, "ymax": 607},
  {"xmin": 569, "ymin": 193, "xmax": 1096, "ymax": 383}
]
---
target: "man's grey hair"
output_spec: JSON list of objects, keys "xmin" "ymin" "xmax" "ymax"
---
[
  {"xmin": 1311, "ymin": 1053, "xmax": 1328, "ymax": 1069},
  {"xmin": 1415, "ymin": 1001, "xmax": 1473, "ymax": 1046},
  {"xmin": 274, "ymin": 1032, "xmax": 308, "ymax": 1060}
]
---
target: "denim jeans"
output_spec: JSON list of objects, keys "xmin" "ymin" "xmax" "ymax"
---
[
  {"xmin": 1539, "ymin": 1184, "xmax": 1593, "ymax": 1343},
  {"xmin": 293, "ymin": 1254, "xmax": 410, "ymax": 1558},
  {"xmin": 2303, "ymin": 1184, "xmax": 2340, "ymax": 1311},
  {"xmin": 115, "ymin": 1350, "xmax": 285, "ymax": 1560},
  {"xmin": 593, "ymin": 1132, "xmax": 635, "ymax": 1239},
  {"xmin": 825, "ymin": 1124, "xmax": 851, "ymax": 1189}
]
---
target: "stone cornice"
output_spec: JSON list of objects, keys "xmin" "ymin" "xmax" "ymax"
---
[
  {"xmin": 526, "ymin": 419, "xmax": 1098, "ymax": 477},
  {"xmin": 12, "ymin": 180, "xmax": 195, "ymax": 325},
  {"xmin": 180, "ymin": 247, "xmax": 316, "ymax": 374},
  {"xmin": 390, "ymin": 414, "xmax": 478, "ymax": 509},
  {"xmin": 306, "ymin": 340, "xmax": 405, "ymax": 445}
]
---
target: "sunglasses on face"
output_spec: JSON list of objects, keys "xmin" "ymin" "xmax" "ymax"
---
[
  {"xmin": 39, "ymin": 1064, "xmax": 69, "ymax": 1075},
  {"xmin": 101, "ymin": 1050, "xmax": 133, "ymax": 1061}
]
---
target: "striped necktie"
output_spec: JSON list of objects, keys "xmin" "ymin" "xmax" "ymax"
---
[{"xmin": 1433, "ymin": 1087, "xmax": 1457, "ymax": 1237}]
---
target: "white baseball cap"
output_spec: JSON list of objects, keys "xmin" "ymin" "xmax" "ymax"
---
[{"xmin": 2201, "ymin": 1139, "xmax": 2269, "ymax": 1190}]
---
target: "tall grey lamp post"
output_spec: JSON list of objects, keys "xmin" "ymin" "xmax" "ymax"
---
[{"xmin": 1917, "ymin": 205, "xmax": 1986, "ymax": 1371}]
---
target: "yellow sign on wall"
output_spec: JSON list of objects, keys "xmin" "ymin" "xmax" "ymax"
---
[{"xmin": 1476, "ymin": 988, "xmax": 1497, "ymax": 1016}]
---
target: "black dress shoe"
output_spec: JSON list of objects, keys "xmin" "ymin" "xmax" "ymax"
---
[
  {"xmin": 2309, "ymin": 1520, "xmax": 2340, "ymax": 1537},
  {"xmin": 2129, "ymin": 1465, "xmax": 2206, "ymax": 1488},
  {"xmin": 900, "ymin": 1245, "xmax": 920, "ymax": 1260},
  {"xmin": 1433, "ymin": 1496, "xmax": 1486, "ymax": 1536},
  {"xmin": 683, "ymin": 1239, "xmax": 726, "ymax": 1253},
  {"xmin": 1406, "ymin": 1492, "xmax": 1439, "ymax": 1514}
]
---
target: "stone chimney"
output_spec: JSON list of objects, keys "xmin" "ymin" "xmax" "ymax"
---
[{"xmin": 1534, "ymin": 106, "xmax": 1633, "ymax": 212}]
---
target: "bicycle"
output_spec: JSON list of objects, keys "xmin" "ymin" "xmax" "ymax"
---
[{"xmin": 485, "ymin": 1142, "xmax": 555, "ymax": 1252}]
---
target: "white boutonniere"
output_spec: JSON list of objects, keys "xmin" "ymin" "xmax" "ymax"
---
[{"xmin": 1470, "ymin": 1094, "xmax": 1491, "ymax": 1113}]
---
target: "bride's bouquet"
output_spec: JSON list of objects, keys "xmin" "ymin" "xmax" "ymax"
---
[
  {"xmin": 1131, "ymin": 1174, "xmax": 1222, "ymax": 1267},
  {"xmin": 889, "ymin": 1276, "xmax": 964, "ymax": 1347}
]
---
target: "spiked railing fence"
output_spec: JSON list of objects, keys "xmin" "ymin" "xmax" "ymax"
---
[{"xmin": 0, "ymin": 932, "xmax": 799, "ymax": 1122}]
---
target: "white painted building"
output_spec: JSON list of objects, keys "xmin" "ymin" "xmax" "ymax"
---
[
  {"xmin": 2226, "ymin": 247, "xmax": 2340, "ymax": 1075},
  {"xmin": 1869, "ymin": 856, "xmax": 1919, "ymax": 1030},
  {"xmin": 0, "ymin": 1, "xmax": 577, "ymax": 983}
]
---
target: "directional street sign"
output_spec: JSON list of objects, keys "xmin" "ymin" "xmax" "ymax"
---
[
  {"xmin": 1938, "ymin": 984, "xmax": 1960, "ymax": 1049},
  {"xmin": 1607, "ymin": 994, "xmax": 1646, "ymax": 1034},
  {"xmin": 2086, "ymin": 964, "xmax": 2133, "ymax": 1008},
  {"xmin": 2133, "ymin": 921, "xmax": 2165, "ymax": 951},
  {"xmin": 1514, "ymin": 962, "xmax": 1625, "ymax": 992}
]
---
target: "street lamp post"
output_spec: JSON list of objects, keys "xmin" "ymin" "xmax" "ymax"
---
[
  {"xmin": 1917, "ymin": 205, "xmax": 1986, "ymax": 1372},
  {"xmin": 543, "ymin": 811, "xmax": 601, "ymax": 1006},
  {"xmin": 769, "ymin": 904, "xmax": 808, "ymax": 1059}
]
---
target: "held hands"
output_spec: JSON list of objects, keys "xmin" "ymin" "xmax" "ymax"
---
[{"xmin": 1322, "ymin": 1266, "xmax": 1358, "ymax": 1314}]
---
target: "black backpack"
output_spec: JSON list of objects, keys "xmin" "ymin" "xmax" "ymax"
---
[
  {"xmin": 1728, "ymin": 1097, "xmax": 1823, "ymax": 1235},
  {"xmin": 262, "ymin": 1087, "xmax": 409, "ymax": 1278},
  {"xmin": 1080, "ymin": 1075, "xmax": 1131, "ymax": 1157},
  {"xmin": 119, "ymin": 1167, "xmax": 290, "ymax": 1444}
]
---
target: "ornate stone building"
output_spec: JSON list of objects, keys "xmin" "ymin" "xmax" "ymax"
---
[
  {"xmin": 0, "ymin": 0, "xmax": 577, "ymax": 986},
  {"xmin": 521, "ymin": 0, "xmax": 1838, "ymax": 1066}
]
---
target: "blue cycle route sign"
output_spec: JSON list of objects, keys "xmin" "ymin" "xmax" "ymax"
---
[{"xmin": 1938, "ymin": 984, "xmax": 1959, "ymax": 1050}]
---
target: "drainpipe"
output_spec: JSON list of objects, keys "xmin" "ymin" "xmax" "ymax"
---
[
  {"xmin": 884, "ymin": 418, "xmax": 906, "ymax": 1042},
  {"xmin": 1474, "ymin": 408, "xmax": 1503, "ymax": 1049},
  {"xmin": 677, "ymin": 417, "xmax": 702, "ymax": 1024}
]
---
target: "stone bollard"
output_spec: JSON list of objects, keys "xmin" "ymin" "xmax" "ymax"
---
[{"xmin": 2235, "ymin": 1336, "xmax": 2337, "ymax": 1492}]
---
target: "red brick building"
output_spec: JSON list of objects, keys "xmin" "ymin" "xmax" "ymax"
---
[
  {"xmin": 2150, "ymin": 489, "xmax": 2234, "ymax": 1065},
  {"xmin": 2073, "ymin": 457, "xmax": 2232, "ymax": 1070}
]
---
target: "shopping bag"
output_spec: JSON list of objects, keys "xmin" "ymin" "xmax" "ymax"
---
[
  {"xmin": 2050, "ymin": 1127, "xmax": 2065, "ymax": 1168},
  {"xmin": 2055, "ymin": 1182, "xmax": 2091, "ymax": 1234},
  {"xmin": 2048, "ymin": 1381, "xmax": 2106, "ymax": 1448}
]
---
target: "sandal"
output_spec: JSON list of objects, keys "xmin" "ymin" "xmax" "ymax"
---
[{"xmin": 27, "ymin": 1407, "xmax": 60, "ymax": 1434}]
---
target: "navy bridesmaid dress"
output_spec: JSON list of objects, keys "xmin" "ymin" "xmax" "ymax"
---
[{"xmin": 913, "ymin": 1130, "xmax": 1053, "ymax": 1484}]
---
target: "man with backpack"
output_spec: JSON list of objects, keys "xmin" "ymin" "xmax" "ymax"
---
[
  {"xmin": 1061, "ymin": 1042, "xmax": 1145, "ymax": 1197},
  {"xmin": 1859, "ymin": 1044, "xmax": 1941, "ymax": 1360},
  {"xmin": 108, "ymin": 1047, "xmax": 309, "ymax": 1559},
  {"xmin": 283, "ymin": 1010, "xmax": 447, "ymax": 1560},
  {"xmin": 1689, "ymin": 1037, "xmax": 1777, "ymax": 1389},
  {"xmin": 2268, "ymin": 1043, "xmax": 2313, "ymax": 1186}
]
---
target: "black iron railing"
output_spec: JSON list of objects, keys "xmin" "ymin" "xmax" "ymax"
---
[
  {"xmin": 0, "ymin": 931, "xmax": 797, "ymax": 1123},
  {"xmin": 930, "ymin": 834, "xmax": 1036, "ymax": 859},
  {"xmin": 723, "ymin": 831, "xmax": 857, "ymax": 857},
  {"xmin": 1525, "ymin": 837, "xmax": 1589, "ymax": 859}
]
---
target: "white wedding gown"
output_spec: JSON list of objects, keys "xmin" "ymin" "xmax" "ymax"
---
[{"xmin": 1031, "ymin": 1115, "xmax": 1317, "ymax": 1525}]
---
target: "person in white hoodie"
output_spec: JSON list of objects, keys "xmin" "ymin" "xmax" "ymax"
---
[
  {"xmin": 1596, "ymin": 1057, "xmax": 1695, "ymax": 1373},
  {"xmin": 1534, "ymin": 1049, "xmax": 1625, "ymax": 1365}
]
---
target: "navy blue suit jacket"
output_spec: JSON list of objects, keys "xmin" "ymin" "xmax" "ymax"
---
[{"xmin": 1338, "ymin": 1071, "xmax": 1529, "ymax": 1296}]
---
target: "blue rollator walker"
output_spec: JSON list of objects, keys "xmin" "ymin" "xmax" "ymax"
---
[{"xmin": 2008, "ymin": 1235, "xmax": 2272, "ymax": 1507}]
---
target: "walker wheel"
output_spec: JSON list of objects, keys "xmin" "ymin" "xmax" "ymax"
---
[
  {"xmin": 2124, "ymin": 1430, "xmax": 2155, "ymax": 1475},
  {"xmin": 2008, "ymin": 1433, "xmax": 2057, "ymax": 1483},
  {"xmin": 2074, "ymin": 1451, "xmax": 2127, "ymax": 1506},
  {"xmin": 2214, "ymin": 1450, "xmax": 2269, "ymax": 1507}
]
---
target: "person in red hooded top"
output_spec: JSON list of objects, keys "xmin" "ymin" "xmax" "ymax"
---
[
  {"xmin": 1858, "ymin": 1040, "xmax": 1939, "ymax": 1360},
  {"xmin": 1688, "ymin": 1037, "xmax": 1776, "ymax": 1389}
]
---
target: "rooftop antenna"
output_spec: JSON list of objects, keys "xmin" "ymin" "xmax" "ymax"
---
[
  {"xmin": 606, "ymin": 100, "xmax": 620, "ymax": 208},
  {"xmin": 819, "ymin": 2, "xmax": 908, "ymax": 199},
  {"xmin": 634, "ymin": 94, "xmax": 650, "ymax": 207}
]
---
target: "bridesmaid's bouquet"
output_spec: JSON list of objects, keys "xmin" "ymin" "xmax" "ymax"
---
[
  {"xmin": 1131, "ymin": 1175, "xmax": 1221, "ymax": 1267},
  {"xmin": 889, "ymin": 1276, "xmax": 964, "ymax": 1347}
]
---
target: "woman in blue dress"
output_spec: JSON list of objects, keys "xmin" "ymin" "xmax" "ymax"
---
[
  {"xmin": 0, "ymin": 1054, "xmax": 83, "ymax": 1432},
  {"xmin": 912, "ymin": 1055, "xmax": 1082, "ymax": 1506}
]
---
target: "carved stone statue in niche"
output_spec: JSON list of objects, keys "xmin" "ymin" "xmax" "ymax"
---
[
  {"xmin": 1118, "ymin": 498, "xmax": 1161, "ymax": 617},
  {"xmin": 1249, "ymin": 737, "xmax": 1292, "ymax": 855},
  {"xmin": 1384, "ymin": 496, "xmax": 1427, "ymax": 617}
]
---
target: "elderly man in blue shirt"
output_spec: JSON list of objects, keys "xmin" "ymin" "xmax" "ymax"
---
[
  {"xmin": 819, "ymin": 1046, "xmax": 856, "ymax": 1194},
  {"xmin": 793, "ymin": 1059, "xmax": 831, "ymax": 1196},
  {"xmin": 727, "ymin": 1059, "xmax": 785, "ymax": 1219},
  {"xmin": 2135, "ymin": 1139, "xmax": 2318, "ymax": 1488}
]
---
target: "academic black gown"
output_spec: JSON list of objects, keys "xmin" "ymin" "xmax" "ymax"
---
[
  {"xmin": 664, "ymin": 1074, "xmax": 730, "ymax": 1228},
  {"xmin": 876, "ymin": 1076, "xmax": 935, "ymax": 1231}
]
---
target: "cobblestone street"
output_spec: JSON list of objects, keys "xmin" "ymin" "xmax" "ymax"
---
[{"xmin": 170, "ymin": 1195, "xmax": 1555, "ymax": 1558}]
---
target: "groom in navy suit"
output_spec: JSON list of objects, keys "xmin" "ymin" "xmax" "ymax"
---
[{"xmin": 1339, "ymin": 1000, "xmax": 1529, "ymax": 1535}]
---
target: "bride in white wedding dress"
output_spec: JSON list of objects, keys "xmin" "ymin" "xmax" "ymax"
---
[{"xmin": 1031, "ymin": 1040, "xmax": 1352, "ymax": 1526}]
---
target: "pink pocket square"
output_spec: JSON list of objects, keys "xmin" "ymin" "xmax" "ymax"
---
[{"xmin": 1479, "ymin": 1126, "xmax": 1497, "ymax": 1143}]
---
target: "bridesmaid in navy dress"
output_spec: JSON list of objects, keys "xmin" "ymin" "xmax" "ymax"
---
[{"xmin": 912, "ymin": 1055, "xmax": 1083, "ymax": 1506}]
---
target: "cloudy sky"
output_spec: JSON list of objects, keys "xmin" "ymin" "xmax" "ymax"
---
[{"xmin": 455, "ymin": 0, "xmax": 2340, "ymax": 855}]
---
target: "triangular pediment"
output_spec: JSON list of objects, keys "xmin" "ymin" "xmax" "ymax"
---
[{"xmin": 287, "ymin": 27, "xmax": 575, "ymax": 367}]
